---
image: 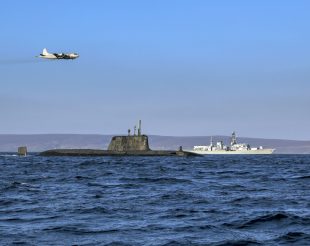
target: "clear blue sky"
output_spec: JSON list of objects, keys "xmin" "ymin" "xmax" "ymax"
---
[{"xmin": 1, "ymin": 0, "xmax": 309, "ymax": 140}]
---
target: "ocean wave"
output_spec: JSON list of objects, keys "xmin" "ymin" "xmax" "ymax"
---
[
  {"xmin": 229, "ymin": 212, "xmax": 310, "ymax": 229},
  {"xmin": 0, "ymin": 154, "xmax": 18, "ymax": 157},
  {"xmin": 213, "ymin": 240, "xmax": 262, "ymax": 246},
  {"xmin": 72, "ymin": 206, "xmax": 108, "ymax": 214},
  {"xmin": 119, "ymin": 177, "xmax": 192, "ymax": 184},
  {"xmin": 293, "ymin": 175, "xmax": 310, "ymax": 179},
  {"xmin": 276, "ymin": 231, "xmax": 310, "ymax": 243},
  {"xmin": 0, "ymin": 215, "xmax": 59, "ymax": 223}
]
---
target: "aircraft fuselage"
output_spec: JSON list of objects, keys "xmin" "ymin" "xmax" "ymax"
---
[{"xmin": 38, "ymin": 48, "xmax": 79, "ymax": 60}]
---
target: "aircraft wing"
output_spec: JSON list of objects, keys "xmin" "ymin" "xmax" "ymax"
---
[{"xmin": 53, "ymin": 53, "xmax": 72, "ymax": 59}]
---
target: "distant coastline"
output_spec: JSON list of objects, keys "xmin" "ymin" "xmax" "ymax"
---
[{"xmin": 0, "ymin": 134, "xmax": 310, "ymax": 154}]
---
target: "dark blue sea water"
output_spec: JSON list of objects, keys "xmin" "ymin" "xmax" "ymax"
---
[{"xmin": 0, "ymin": 154, "xmax": 309, "ymax": 246}]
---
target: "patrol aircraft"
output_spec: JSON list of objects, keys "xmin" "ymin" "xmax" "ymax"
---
[{"xmin": 37, "ymin": 48, "xmax": 79, "ymax": 60}]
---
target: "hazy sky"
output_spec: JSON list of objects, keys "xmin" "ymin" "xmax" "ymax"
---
[{"xmin": 1, "ymin": 0, "xmax": 309, "ymax": 139}]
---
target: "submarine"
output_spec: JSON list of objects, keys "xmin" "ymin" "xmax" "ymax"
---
[{"xmin": 40, "ymin": 121, "xmax": 200, "ymax": 157}]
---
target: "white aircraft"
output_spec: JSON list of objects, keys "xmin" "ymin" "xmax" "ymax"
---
[{"xmin": 37, "ymin": 48, "xmax": 79, "ymax": 60}]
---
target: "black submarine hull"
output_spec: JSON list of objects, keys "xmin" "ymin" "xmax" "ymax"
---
[{"xmin": 40, "ymin": 149, "xmax": 201, "ymax": 157}]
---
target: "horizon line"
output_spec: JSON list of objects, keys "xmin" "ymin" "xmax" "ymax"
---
[{"xmin": 0, "ymin": 133, "xmax": 309, "ymax": 142}]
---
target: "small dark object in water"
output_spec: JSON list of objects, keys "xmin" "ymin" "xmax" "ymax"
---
[{"xmin": 18, "ymin": 146, "xmax": 27, "ymax": 156}]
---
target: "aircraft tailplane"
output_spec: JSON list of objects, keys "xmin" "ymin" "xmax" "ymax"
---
[{"xmin": 42, "ymin": 48, "xmax": 49, "ymax": 56}]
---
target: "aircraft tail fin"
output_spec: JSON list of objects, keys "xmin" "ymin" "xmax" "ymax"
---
[{"xmin": 42, "ymin": 48, "xmax": 49, "ymax": 56}]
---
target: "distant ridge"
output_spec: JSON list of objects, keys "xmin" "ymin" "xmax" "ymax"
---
[{"xmin": 0, "ymin": 134, "xmax": 310, "ymax": 154}]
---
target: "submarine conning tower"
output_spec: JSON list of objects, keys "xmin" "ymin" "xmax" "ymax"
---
[{"xmin": 108, "ymin": 120, "xmax": 151, "ymax": 152}]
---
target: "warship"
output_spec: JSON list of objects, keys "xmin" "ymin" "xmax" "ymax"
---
[
  {"xmin": 40, "ymin": 121, "xmax": 200, "ymax": 157},
  {"xmin": 190, "ymin": 132, "xmax": 275, "ymax": 155}
]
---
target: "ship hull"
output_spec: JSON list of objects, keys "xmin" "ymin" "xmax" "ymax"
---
[
  {"xmin": 189, "ymin": 149, "xmax": 275, "ymax": 155},
  {"xmin": 40, "ymin": 149, "xmax": 201, "ymax": 157}
]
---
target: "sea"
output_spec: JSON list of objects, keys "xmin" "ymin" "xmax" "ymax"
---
[{"xmin": 0, "ymin": 154, "xmax": 309, "ymax": 246}]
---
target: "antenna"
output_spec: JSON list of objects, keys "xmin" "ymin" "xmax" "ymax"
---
[{"xmin": 138, "ymin": 120, "xmax": 142, "ymax": 136}]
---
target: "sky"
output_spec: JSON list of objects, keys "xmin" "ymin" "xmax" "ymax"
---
[{"xmin": 0, "ymin": 0, "xmax": 309, "ymax": 140}]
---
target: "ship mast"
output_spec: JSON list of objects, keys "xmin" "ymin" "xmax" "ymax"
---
[{"xmin": 231, "ymin": 131, "xmax": 237, "ymax": 146}]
